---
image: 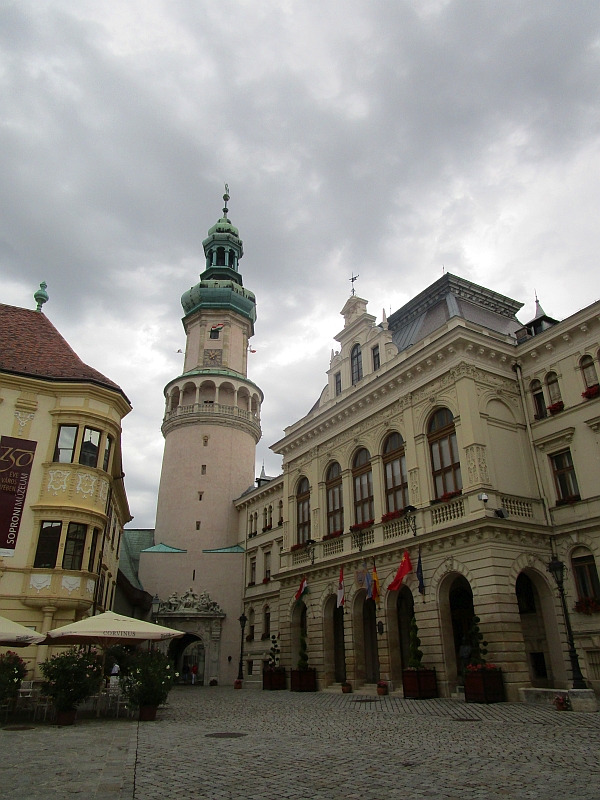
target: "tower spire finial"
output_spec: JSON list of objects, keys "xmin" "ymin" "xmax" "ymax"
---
[
  {"xmin": 223, "ymin": 183, "xmax": 230, "ymax": 218},
  {"xmin": 349, "ymin": 272, "xmax": 359, "ymax": 296},
  {"xmin": 34, "ymin": 281, "xmax": 49, "ymax": 312}
]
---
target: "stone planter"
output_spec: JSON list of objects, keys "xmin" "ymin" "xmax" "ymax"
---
[
  {"xmin": 234, "ymin": 679, "xmax": 243, "ymax": 689},
  {"xmin": 341, "ymin": 683, "xmax": 352, "ymax": 694},
  {"xmin": 263, "ymin": 668, "xmax": 286, "ymax": 690},
  {"xmin": 56, "ymin": 709, "xmax": 77, "ymax": 726},
  {"xmin": 402, "ymin": 668, "xmax": 438, "ymax": 699},
  {"xmin": 139, "ymin": 705, "xmax": 158, "ymax": 721},
  {"xmin": 464, "ymin": 669, "xmax": 505, "ymax": 704},
  {"xmin": 376, "ymin": 684, "xmax": 388, "ymax": 696},
  {"xmin": 290, "ymin": 668, "xmax": 317, "ymax": 692}
]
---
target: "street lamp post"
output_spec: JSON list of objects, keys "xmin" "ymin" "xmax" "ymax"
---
[
  {"xmin": 151, "ymin": 594, "xmax": 161, "ymax": 623},
  {"xmin": 237, "ymin": 612, "xmax": 247, "ymax": 682},
  {"xmin": 547, "ymin": 558, "xmax": 587, "ymax": 689}
]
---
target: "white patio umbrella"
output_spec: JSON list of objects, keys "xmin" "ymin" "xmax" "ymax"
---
[
  {"xmin": 44, "ymin": 610, "xmax": 183, "ymax": 648},
  {"xmin": 0, "ymin": 614, "xmax": 46, "ymax": 647}
]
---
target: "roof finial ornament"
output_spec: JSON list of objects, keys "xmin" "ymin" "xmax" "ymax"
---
[
  {"xmin": 350, "ymin": 272, "xmax": 359, "ymax": 296},
  {"xmin": 223, "ymin": 183, "xmax": 230, "ymax": 218},
  {"xmin": 534, "ymin": 289, "xmax": 546, "ymax": 319},
  {"xmin": 34, "ymin": 281, "xmax": 49, "ymax": 312}
]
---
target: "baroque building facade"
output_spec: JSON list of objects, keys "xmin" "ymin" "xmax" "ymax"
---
[
  {"xmin": 236, "ymin": 276, "xmax": 600, "ymax": 700},
  {"xmin": 0, "ymin": 287, "xmax": 131, "ymax": 677}
]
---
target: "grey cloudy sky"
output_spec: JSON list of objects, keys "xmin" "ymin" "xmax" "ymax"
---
[{"xmin": 2, "ymin": 1, "xmax": 600, "ymax": 527}]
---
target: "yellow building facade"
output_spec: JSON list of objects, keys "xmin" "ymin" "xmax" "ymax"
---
[{"xmin": 0, "ymin": 292, "xmax": 131, "ymax": 677}]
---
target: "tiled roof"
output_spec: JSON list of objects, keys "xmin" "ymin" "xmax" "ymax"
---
[
  {"xmin": 120, "ymin": 529, "xmax": 156, "ymax": 590},
  {"xmin": 0, "ymin": 304, "xmax": 128, "ymax": 399}
]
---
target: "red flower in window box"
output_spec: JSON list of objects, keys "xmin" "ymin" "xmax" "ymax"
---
[
  {"xmin": 322, "ymin": 529, "xmax": 343, "ymax": 541},
  {"xmin": 440, "ymin": 490, "xmax": 462, "ymax": 502},
  {"xmin": 547, "ymin": 401, "xmax": 564, "ymax": 415},
  {"xmin": 278, "ymin": 518, "xmax": 284, "ymax": 526},
  {"xmin": 262, "ymin": 577, "xmax": 270, "ymax": 584},
  {"xmin": 349, "ymin": 520, "xmax": 374, "ymax": 532},
  {"xmin": 381, "ymin": 509, "xmax": 403, "ymax": 523},
  {"xmin": 290, "ymin": 543, "xmax": 306, "ymax": 552},
  {"xmin": 582, "ymin": 385, "xmax": 600, "ymax": 400},
  {"xmin": 247, "ymin": 581, "xmax": 255, "ymax": 587},
  {"xmin": 574, "ymin": 597, "xmax": 600, "ymax": 615}
]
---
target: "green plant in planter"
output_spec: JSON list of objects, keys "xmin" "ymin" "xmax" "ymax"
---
[
  {"xmin": 407, "ymin": 616, "xmax": 424, "ymax": 669},
  {"xmin": 121, "ymin": 651, "xmax": 175, "ymax": 708},
  {"xmin": 297, "ymin": 631, "xmax": 309, "ymax": 671},
  {"xmin": 40, "ymin": 648, "xmax": 103, "ymax": 711},
  {"xmin": 467, "ymin": 615, "xmax": 488, "ymax": 666},
  {"xmin": 268, "ymin": 635, "xmax": 281, "ymax": 668},
  {"xmin": 0, "ymin": 651, "xmax": 27, "ymax": 704}
]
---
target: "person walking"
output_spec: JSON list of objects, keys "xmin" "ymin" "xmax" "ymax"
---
[
  {"xmin": 191, "ymin": 663, "xmax": 198, "ymax": 685},
  {"xmin": 182, "ymin": 662, "xmax": 190, "ymax": 684}
]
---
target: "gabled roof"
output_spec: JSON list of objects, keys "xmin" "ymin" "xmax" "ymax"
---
[
  {"xmin": 0, "ymin": 304, "xmax": 129, "ymax": 401},
  {"xmin": 140, "ymin": 542, "xmax": 187, "ymax": 553}
]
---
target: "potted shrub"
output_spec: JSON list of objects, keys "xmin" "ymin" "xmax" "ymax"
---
[
  {"xmin": 376, "ymin": 680, "xmax": 388, "ymax": 696},
  {"xmin": 290, "ymin": 631, "xmax": 316, "ymax": 692},
  {"xmin": 120, "ymin": 650, "xmax": 175, "ymax": 721},
  {"xmin": 402, "ymin": 616, "xmax": 438, "ymax": 699},
  {"xmin": 463, "ymin": 616, "xmax": 505, "ymax": 704},
  {"xmin": 0, "ymin": 651, "xmax": 27, "ymax": 712},
  {"xmin": 40, "ymin": 647, "xmax": 103, "ymax": 725},
  {"xmin": 263, "ymin": 635, "xmax": 286, "ymax": 690},
  {"xmin": 341, "ymin": 681, "xmax": 352, "ymax": 693}
]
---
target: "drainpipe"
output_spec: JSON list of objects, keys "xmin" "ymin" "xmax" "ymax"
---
[{"xmin": 512, "ymin": 361, "xmax": 553, "ymax": 528}]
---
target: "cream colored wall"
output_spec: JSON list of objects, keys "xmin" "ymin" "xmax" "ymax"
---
[{"xmin": 0, "ymin": 373, "xmax": 131, "ymax": 678}]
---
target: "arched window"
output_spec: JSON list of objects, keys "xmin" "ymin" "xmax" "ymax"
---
[
  {"xmin": 383, "ymin": 432, "xmax": 408, "ymax": 512},
  {"xmin": 263, "ymin": 605, "xmax": 271, "ymax": 638},
  {"xmin": 571, "ymin": 548, "xmax": 600, "ymax": 601},
  {"xmin": 278, "ymin": 499, "xmax": 283, "ymax": 526},
  {"xmin": 530, "ymin": 380, "xmax": 546, "ymax": 419},
  {"xmin": 297, "ymin": 477, "xmax": 311, "ymax": 543},
  {"xmin": 262, "ymin": 507, "xmax": 268, "ymax": 531},
  {"xmin": 228, "ymin": 249, "xmax": 236, "ymax": 268},
  {"xmin": 428, "ymin": 408, "xmax": 462, "ymax": 499},
  {"xmin": 216, "ymin": 246, "xmax": 226, "ymax": 266},
  {"xmin": 247, "ymin": 608, "xmax": 255, "ymax": 641},
  {"xmin": 352, "ymin": 448, "xmax": 374, "ymax": 524},
  {"xmin": 351, "ymin": 344, "xmax": 363, "ymax": 385},
  {"xmin": 326, "ymin": 462, "xmax": 344, "ymax": 535},
  {"xmin": 268, "ymin": 505, "xmax": 273, "ymax": 527},
  {"xmin": 546, "ymin": 372, "xmax": 562, "ymax": 404},
  {"xmin": 581, "ymin": 355, "xmax": 599, "ymax": 389}
]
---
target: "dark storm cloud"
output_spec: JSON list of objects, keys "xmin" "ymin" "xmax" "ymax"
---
[{"xmin": 1, "ymin": 1, "xmax": 600, "ymax": 523}]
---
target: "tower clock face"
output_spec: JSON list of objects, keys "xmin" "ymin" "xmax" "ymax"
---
[{"xmin": 203, "ymin": 348, "xmax": 223, "ymax": 366}]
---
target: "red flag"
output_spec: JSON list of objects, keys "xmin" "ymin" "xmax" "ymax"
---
[{"xmin": 388, "ymin": 550, "xmax": 413, "ymax": 592}]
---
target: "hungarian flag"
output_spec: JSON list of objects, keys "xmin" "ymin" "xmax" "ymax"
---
[
  {"xmin": 416, "ymin": 547, "xmax": 425, "ymax": 595},
  {"xmin": 372, "ymin": 560, "xmax": 381, "ymax": 606},
  {"xmin": 211, "ymin": 323, "xmax": 225, "ymax": 331},
  {"xmin": 388, "ymin": 550, "xmax": 413, "ymax": 592},
  {"xmin": 295, "ymin": 576, "xmax": 308, "ymax": 602},
  {"xmin": 336, "ymin": 567, "xmax": 345, "ymax": 608}
]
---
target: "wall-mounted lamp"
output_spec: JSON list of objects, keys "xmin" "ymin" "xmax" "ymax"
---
[{"xmin": 377, "ymin": 621, "xmax": 384, "ymax": 636}]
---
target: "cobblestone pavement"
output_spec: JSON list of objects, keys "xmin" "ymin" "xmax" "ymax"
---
[{"xmin": 2, "ymin": 687, "xmax": 599, "ymax": 799}]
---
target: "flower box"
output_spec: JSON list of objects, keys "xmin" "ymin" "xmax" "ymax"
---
[
  {"xmin": 440, "ymin": 490, "xmax": 462, "ymax": 502},
  {"xmin": 582, "ymin": 384, "xmax": 600, "ymax": 400},
  {"xmin": 574, "ymin": 597, "xmax": 600, "ymax": 615},
  {"xmin": 402, "ymin": 668, "xmax": 438, "ymax": 699},
  {"xmin": 547, "ymin": 401, "xmax": 564, "ymax": 415},
  {"xmin": 376, "ymin": 680, "xmax": 388, "ymax": 696},
  {"xmin": 464, "ymin": 667, "xmax": 505, "ymax": 704},
  {"xmin": 263, "ymin": 667, "xmax": 286, "ymax": 691},
  {"xmin": 278, "ymin": 518, "xmax": 284, "ymax": 526},
  {"xmin": 290, "ymin": 543, "xmax": 306, "ymax": 552},
  {"xmin": 349, "ymin": 520, "xmax": 374, "ymax": 533},
  {"xmin": 322, "ymin": 530, "xmax": 343, "ymax": 541},
  {"xmin": 381, "ymin": 509, "xmax": 403, "ymax": 523},
  {"xmin": 556, "ymin": 494, "xmax": 581, "ymax": 506},
  {"xmin": 290, "ymin": 668, "xmax": 317, "ymax": 692},
  {"xmin": 262, "ymin": 577, "xmax": 270, "ymax": 584},
  {"xmin": 247, "ymin": 581, "xmax": 255, "ymax": 587}
]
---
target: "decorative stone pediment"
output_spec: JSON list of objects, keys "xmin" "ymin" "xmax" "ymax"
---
[
  {"xmin": 159, "ymin": 588, "xmax": 224, "ymax": 615},
  {"xmin": 533, "ymin": 427, "xmax": 575, "ymax": 452}
]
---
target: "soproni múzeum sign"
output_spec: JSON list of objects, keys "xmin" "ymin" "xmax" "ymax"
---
[{"xmin": 0, "ymin": 437, "xmax": 37, "ymax": 557}]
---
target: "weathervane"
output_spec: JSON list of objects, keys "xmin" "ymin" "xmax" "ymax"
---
[
  {"xmin": 223, "ymin": 183, "xmax": 230, "ymax": 217},
  {"xmin": 350, "ymin": 272, "xmax": 359, "ymax": 295}
]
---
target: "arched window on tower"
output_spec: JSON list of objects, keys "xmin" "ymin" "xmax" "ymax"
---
[
  {"xmin": 351, "ymin": 344, "xmax": 363, "ymax": 385},
  {"xmin": 216, "ymin": 247, "xmax": 226, "ymax": 266},
  {"xmin": 296, "ymin": 478, "xmax": 311, "ymax": 544},
  {"xmin": 352, "ymin": 448, "xmax": 374, "ymax": 524},
  {"xmin": 383, "ymin": 432, "xmax": 408, "ymax": 513},
  {"xmin": 326, "ymin": 462, "xmax": 344, "ymax": 535},
  {"xmin": 428, "ymin": 408, "xmax": 462, "ymax": 500},
  {"xmin": 228, "ymin": 249, "xmax": 236, "ymax": 268}
]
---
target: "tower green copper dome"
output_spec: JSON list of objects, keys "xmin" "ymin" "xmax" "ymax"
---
[{"xmin": 181, "ymin": 186, "xmax": 257, "ymax": 331}]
